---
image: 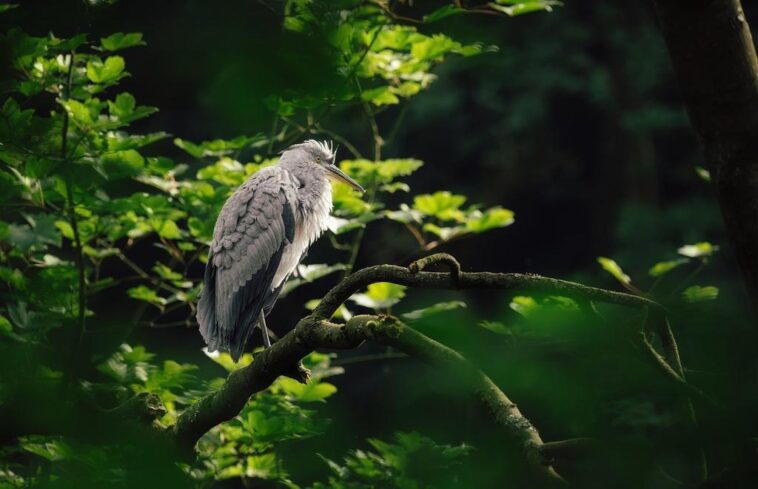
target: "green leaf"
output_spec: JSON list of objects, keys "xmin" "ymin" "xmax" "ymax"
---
[
  {"xmin": 465, "ymin": 207, "xmax": 515, "ymax": 233},
  {"xmin": 510, "ymin": 295, "xmax": 539, "ymax": 318},
  {"xmin": 648, "ymin": 258, "xmax": 689, "ymax": 277},
  {"xmin": 597, "ymin": 257, "xmax": 631, "ymax": 285},
  {"xmin": 0, "ymin": 4, "xmax": 18, "ymax": 14},
  {"xmin": 332, "ymin": 182, "xmax": 371, "ymax": 216},
  {"xmin": 106, "ymin": 92, "xmax": 157, "ymax": 125},
  {"xmin": 413, "ymin": 191, "xmax": 467, "ymax": 221},
  {"xmin": 0, "ymin": 315, "xmax": 11, "ymax": 333},
  {"xmin": 277, "ymin": 377, "xmax": 337, "ymax": 402},
  {"xmin": 127, "ymin": 285, "xmax": 166, "ymax": 306},
  {"xmin": 381, "ymin": 182, "xmax": 410, "ymax": 193},
  {"xmin": 340, "ymin": 159, "xmax": 423, "ymax": 187},
  {"xmin": 23, "ymin": 213, "xmax": 61, "ymax": 247},
  {"xmin": 411, "ymin": 34, "xmax": 459, "ymax": 61},
  {"xmin": 478, "ymin": 320, "xmax": 511, "ymax": 335},
  {"xmin": 489, "ymin": 1, "xmax": 561, "ymax": 16},
  {"xmin": 152, "ymin": 263, "xmax": 182, "ymax": 281},
  {"xmin": 204, "ymin": 349, "xmax": 253, "ymax": 371},
  {"xmin": 100, "ymin": 32, "xmax": 145, "ymax": 51},
  {"xmin": 677, "ymin": 241, "xmax": 718, "ymax": 258},
  {"xmin": 422, "ymin": 222, "xmax": 465, "ymax": 241},
  {"xmin": 350, "ymin": 282, "xmax": 407, "ymax": 310},
  {"xmin": 695, "ymin": 166, "xmax": 711, "ymax": 182},
  {"xmin": 245, "ymin": 453, "xmax": 278, "ymax": 479},
  {"xmin": 154, "ymin": 219, "xmax": 182, "ymax": 239},
  {"xmin": 385, "ymin": 204, "xmax": 423, "ymax": 224},
  {"xmin": 86, "ymin": 56, "xmax": 126, "ymax": 84},
  {"xmin": 401, "ymin": 301, "xmax": 466, "ymax": 321},
  {"xmin": 424, "ymin": 5, "xmax": 465, "ymax": 23},
  {"xmin": 61, "ymin": 99, "xmax": 96, "ymax": 126},
  {"xmin": 510, "ymin": 295, "xmax": 578, "ymax": 319},
  {"xmin": 361, "ymin": 86, "xmax": 400, "ymax": 106},
  {"xmin": 101, "ymin": 149, "xmax": 145, "ymax": 178},
  {"xmin": 196, "ymin": 157, "xmax": 247, "ymax": 186},
  {"xmin": 107, "ymin": 92, "xmax": 135, "ymax": 116},
  {"xmin": 21, "ymin": 439, "xmax": 72, "ymax": 462},
  {"xmin": 682, "ymin": 285, "xmax": 719, "ymax": 303},
  {"xmin": 277, "ymin": 377, "xmax": 338, "ymax": 402},
  {"xmin": 175, "ymin": 135, "xmax": 264, "ymax": 158}
]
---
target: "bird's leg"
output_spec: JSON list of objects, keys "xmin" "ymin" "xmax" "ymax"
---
[{"xmin": 259, "ymin": 312, "xmax": 272, "ymax": 348}]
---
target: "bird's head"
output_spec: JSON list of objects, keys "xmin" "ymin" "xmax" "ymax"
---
[{"xmin": 280, "ymin": 139, "xmax": 365, "ymax": 193}]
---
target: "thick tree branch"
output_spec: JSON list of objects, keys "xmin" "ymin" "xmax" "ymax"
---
[
  {"xmin": 174, "ymin": 314, "xmax": 565, "ymax": 484},
  {"xmin": 652, "ymin": 0, "xmax": 758, "ymax": 313},
  {"xmin": 314, "ymin": 259, "xmax": 659, "ymax": 320},
  {"xmin": 170, "ymin": 254, "xmax": 664, "ymax": 485}
]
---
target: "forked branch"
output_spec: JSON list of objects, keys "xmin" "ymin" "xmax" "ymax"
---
[{"xmin": 170, "ymin": 253, "xmax": 665, "ymax": 484}]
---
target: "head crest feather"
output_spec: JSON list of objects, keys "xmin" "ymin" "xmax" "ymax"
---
[{"xmin": 280, "ymin": 139, "xmax": 336, "ymax": 161}]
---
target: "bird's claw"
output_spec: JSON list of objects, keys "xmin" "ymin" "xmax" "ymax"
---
[{"xmin": 282, "ymin": 361, "xmax": 311, "ymax": 384}]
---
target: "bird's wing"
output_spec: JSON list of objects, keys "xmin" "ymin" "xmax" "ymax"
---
[{"xmin": 197, "ymin": 167, "xmax": 297, "ymax": 360}]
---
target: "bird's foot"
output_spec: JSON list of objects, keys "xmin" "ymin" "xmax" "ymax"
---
[{"xmin": 282, "ymin": 361, "xmax": 311, "ymax": 384}]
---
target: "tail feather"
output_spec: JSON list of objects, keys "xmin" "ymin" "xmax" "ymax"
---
[{"xmin": 197, "ymin": 250, "xmax": 219, "ymax": 351}]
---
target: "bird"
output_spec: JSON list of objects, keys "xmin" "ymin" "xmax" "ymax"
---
[{"xmin": 196, "ymin": 140, "xmax": 365, "ymax": 361}]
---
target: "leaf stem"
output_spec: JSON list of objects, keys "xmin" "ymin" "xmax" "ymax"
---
[{"xmin": 60, "ymin": 50, "xmax": 87, "ymax": 347}]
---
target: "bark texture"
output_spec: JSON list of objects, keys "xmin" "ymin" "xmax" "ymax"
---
[{"xmin": 653, "ymin": 0, "xmax": 758, "ymax": 312}]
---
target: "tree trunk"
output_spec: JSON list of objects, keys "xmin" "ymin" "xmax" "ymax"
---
[{"xmin": 653, "ymin": 0, "xmax": 758, "ymax": 314}]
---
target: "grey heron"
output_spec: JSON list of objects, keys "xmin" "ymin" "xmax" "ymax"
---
[{"xmin": 196, "ymin": 140, "xmax": 364, "ymax": 361}]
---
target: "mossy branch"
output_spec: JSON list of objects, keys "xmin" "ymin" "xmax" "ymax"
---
[{"xmin": 166, "ymin": 253, "xmax": 668, "ymax": 483}]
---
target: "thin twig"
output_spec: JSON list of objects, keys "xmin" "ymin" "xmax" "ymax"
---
[{"xmin": 60, "ymin": 50, "xmax": 87, "ymax": 347}]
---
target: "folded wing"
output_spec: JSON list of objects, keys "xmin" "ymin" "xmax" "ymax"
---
[{"xmin": 197, "ymin": 167, "xmax": 297, "ymax": 361}]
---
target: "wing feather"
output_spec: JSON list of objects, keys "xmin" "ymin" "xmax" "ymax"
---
[{"xmin": 196, "ymin": 167, "xmax": 298, "ymax": 360}]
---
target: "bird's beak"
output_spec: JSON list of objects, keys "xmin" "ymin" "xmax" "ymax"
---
[{"xmin": 326, "ymin": 164, "xmax": 365, "ymax": 193}]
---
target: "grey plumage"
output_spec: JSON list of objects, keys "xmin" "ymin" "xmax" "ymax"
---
[{"xmin": 197, "ymin": 140, "xmax": 364, "ymax": 361}]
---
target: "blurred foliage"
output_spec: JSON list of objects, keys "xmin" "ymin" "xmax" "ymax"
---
[
  {"xmin": 0, "ymin": 1, "xmax": 521, "ymax": 487},
  {"xmin": 310, "ymin": 431, "xmax": 472, "ymax": 489},
  {"xmin": 1, "ymin": 1, "xmax": 757, "ymax": 488}
]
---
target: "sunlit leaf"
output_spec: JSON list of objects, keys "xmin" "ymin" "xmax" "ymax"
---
[
  {"xmin": 350, "ymin": 282, "xmax": 407, "ymax": 310},
  {"xmin": 277, "ymin": 377, "xmax": 338, "ymax": 402},
  {"xmin": 648, "ymin": 258, "xmax": 689, "ymax": 277},
  {"xmin": 465, "ymin": 207, "xmax": 515, "ymax": 233},
  {"xmin": 361, "ymin": 86, "xmax": 400, "ymax": 106},
  {"xmin": 175, "ymin": 135, "xmax": 264, "ymax": 158},
  {"xmin": 478, "ymin": 320, "xmax": 511, "ymax": 335},
  {"xmin": 597, "ymin": 257, "xmax": 631, "ymax": 285},
  {"xmin": 510, "ymin": 295, "xmax": 539, "ymax": 318},
  {"xmin": 332, "ymin": 182, "xmax": 371, "ymax": 216},
  {"xmin": 204, "ymin": 348, "xmax": 254, "ymax": 371},
  {"xmin": 127, "ymin": 285, "xmax": 166, "ymax": 306},
  {"xmin": 100, "ymin": 32, "xmax": 145, "ymax": 51},
  {"xmin": 489, "ymin": 0, "xmax": 561, "ymax": 16},
  {"xmin": 413, "ymin": 191, "xmax": 466, "ymax": 221},
  {"xmin": 677, "ymin": 241, "xmax": 718, "ymax": 258},
  {"xmin": 86, "ymin": 56, "xmax": 126, "ymax": 83},
  {"xmin": 196, "ymin": 157, "xmax": 246, "ymax": 186},
  {"xmin": 695, "ymin": 166, "xmax": 711, "ymax": 182},
  {"xmin": 422, "ymin": 223, "xmax": 465, "ymax": 241}
]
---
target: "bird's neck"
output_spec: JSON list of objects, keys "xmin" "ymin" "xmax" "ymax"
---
[
  {"xmin": 280, "ymin": 160, "xmax": 329, "ymax": 188},
  {"xmin": 279, "ymin": 161, "xmax": 332, "ymax": 214}
]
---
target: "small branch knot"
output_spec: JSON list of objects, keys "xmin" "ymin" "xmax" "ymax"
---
[
  {"xmin": 408, "ymin": 253, "xmax": 461, "ymax": 282},
  {"xmin": 110, "ymin": 392, "xmax": 167, "ymax": 422}
]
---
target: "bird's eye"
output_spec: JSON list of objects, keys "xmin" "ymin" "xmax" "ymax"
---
[{"xmin": 315, "ymin": 156, "xmax": 321, "ymax": 163}]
